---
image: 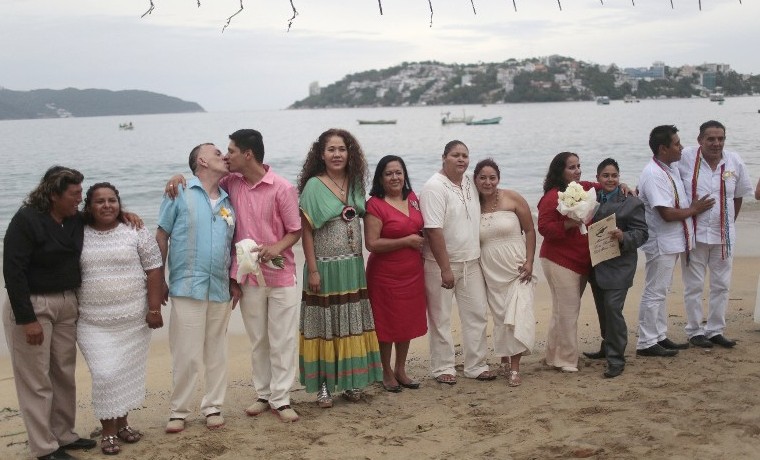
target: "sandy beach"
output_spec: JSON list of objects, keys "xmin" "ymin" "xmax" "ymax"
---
[{"xmin": 2, "ymin": 204, "xmax": 760, "ymax": 459}]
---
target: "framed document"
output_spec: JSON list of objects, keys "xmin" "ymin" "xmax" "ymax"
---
[{"xmin": 589, "ymin": 214, "xmax": 621, "ymax": 267}]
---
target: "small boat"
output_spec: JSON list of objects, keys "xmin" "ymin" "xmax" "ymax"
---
[
  {"xmin": 596, "ymin": 96, "xmax": 610, "ymax": 105},
  {"xmin": 441, "ymin": 111, "xmax": 474, "ymax": 125},
  {"xmin": 623, "ymin": 95, "xmax": 640, "ymax": 103},
  {"xmin": 119, "ymin": 122, "xmax": 134, "ymax": 130},
  {"xmin": 709, "ymin": 92, "xmax": 725, "ymax": 102},
  {"xmin": 357, "ymin": 119, "xmax": 397, "ymax": 125},
  {"xmin": 466, "ymin": 116, "xmax": 502, "ymax": 126}
]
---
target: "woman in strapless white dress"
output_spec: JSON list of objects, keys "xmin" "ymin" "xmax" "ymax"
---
[{"xmin": 474, "ymin": 159, "xmax": 537, "ymax": 387}]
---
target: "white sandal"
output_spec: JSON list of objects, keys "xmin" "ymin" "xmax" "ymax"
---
[{"xmin": 508, "ymin": 370, "xmax": 522, "ymax": 387}]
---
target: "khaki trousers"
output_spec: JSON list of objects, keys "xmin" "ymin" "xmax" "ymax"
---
[
  {"xmin": 168, "ymin": 297, "xmax": 232, "ymax": 419},
  {"xmin": 542, "ymin": 259, "xmax": 587, "ymax": 369},
  {"xmin": 239, "ymin": 284, "xmax": 300, "ymax": 408},
  {"xmin": 2, "ymin": 291, "xmax": 80, "ymax": 458}
]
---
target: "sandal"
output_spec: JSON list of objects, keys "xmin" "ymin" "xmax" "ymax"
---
[
  {"xmin": 434, "ymin": 374, "xmax": 457, "ymax": 385},
  {"xmin": 317, "ymin": 381, "xmax": 333, "ymax": 408},
  {"xmin": 508, "ymin": 370, "xmax": 522, "ymax": 387},
  {"xmin": 101, "ymin": 435, "xmax": 120, "ymax": 456},
  {"xmin": 475, "ymin": 370, "xmax": 497, "ymax": 381},
  {"xmin": 116, "ymin": 426, "xmax": 141, "ymax": 443}
]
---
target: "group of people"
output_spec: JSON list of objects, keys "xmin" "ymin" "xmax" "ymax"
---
[{"xmin": 2, "ymin": 120, "xmax": 757, "ymax": 459}]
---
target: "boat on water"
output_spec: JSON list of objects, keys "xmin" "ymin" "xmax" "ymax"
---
[
  {"xmin": 357, "ymin": 119, "xmax": 397, "ymax": 125},
  {"xmin": 623, "ymin": 95, "xmax": 640, "ymax": 103},
  {"xmin": 709, "ymin": 92, "xmax": 725, "ymax": 102},
  {"xmin": 596, "ymin": 96, "xmax": 610, "ymax": 105},
  {"xmin": 119, "ymin": 122, "xmax": 134, "ymax": 130},
  {"xmin": 466, "ymin": 116, "xmax": 502, "ymax": 126},
  {"xmin": 441, "ymin": 111, "xmax": 474, "ymax": 125}
]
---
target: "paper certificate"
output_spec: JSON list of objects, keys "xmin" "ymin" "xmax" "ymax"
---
[{"xmin": 589, "ymin": 214, "xmax": 621, "ymax": 267}]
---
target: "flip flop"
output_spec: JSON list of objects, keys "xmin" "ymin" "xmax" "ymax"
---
[
  {"xmin": 382, "ymin": 383, "xmax": 402, "ymax": 393},
  {"xmin": 398, "ymin": 380, "xmax": 421, "ymax": 389},
  {"xmin": 434, "ymin": 374, "xmax": 457, "ymax": 385}
]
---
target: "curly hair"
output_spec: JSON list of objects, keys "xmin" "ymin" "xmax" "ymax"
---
[
  {"xmin": 542, "ymin": 152, "xmax": 578, "ymax": 193},
  {"xmin": 297, "ymin": 128, "xmax": 368, "ymax": 195},
  {"xmin": 82, "ymin": 182, "xmax": 124, "ymax": 225},
  {"xmin": 23, "ymin": 165, "xmax": 84, "ymax": 213}
]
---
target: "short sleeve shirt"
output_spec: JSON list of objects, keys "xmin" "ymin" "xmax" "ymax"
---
[
  {"xmin": 420, "ymin": 172, "xmax": 480, "ymax": 262},
  {"xmin": 638, "ymin": 159, "xmax": 693, "ymax": 255}
]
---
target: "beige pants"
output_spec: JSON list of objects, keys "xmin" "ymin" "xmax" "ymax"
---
[
  {"xmin": 2, "ymin": 291, "xmax": 80, "ymax": 458},
  {"xmin": 168, "ymin": 296, "xmax": 232, "ymax": 419},
  {"xmin": 239, "ymin": 284, "xmax": 300, "ymax": 408},
  {"xmin": 542, "ymin": 259, "xmax": 587, "ymax": 369}
]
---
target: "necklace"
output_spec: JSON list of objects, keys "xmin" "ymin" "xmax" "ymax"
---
[
  {"xmin": 326, "ymin": 173, "xmax": 346, "ymax": 196},
  {"xmin": 489, "ymin": 190, "xmax": 500, "ymax": 212}
]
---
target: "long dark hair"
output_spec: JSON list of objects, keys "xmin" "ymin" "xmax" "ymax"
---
[
  {"xmin": 82, "ymin": 182, "xmax": 124, "ymax": 225},
  {"xmin": 297, "ymin": 128, "xmax": 368, "ymax": 195},
  {"xmin": 369, "ymin": 155, "xmax": 413, "ymax": 199},
  {"xmin": 23, "ymin": 165, "xmax": 84, "ymax": 213},
  {"xmin": 543, "ymin": 152, "xmax": 578, "ymax": 193}
]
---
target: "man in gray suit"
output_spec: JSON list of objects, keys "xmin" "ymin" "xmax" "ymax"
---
[{"xmin": 585, "ymin": 158, "xmax": 648, "ymax": 378}]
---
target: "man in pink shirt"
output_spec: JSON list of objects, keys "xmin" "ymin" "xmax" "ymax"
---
[{"xmin": 222, "ymin": 129, "xmax": 302, "ymax": 423}]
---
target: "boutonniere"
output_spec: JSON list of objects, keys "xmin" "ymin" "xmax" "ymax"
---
[
  {"xmin": 410, "ymin": 200, "xmax": 420, "ymax": 211},
  {"xmin": 219, "ymin": 206, "xmax": 234, "ymax": 226},
  {"xmin": 722, "ymin": 170, "xmax": 735, "ymax": 181}
]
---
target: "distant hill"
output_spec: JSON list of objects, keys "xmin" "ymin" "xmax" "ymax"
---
[
  {"xmin": 0, "ymin": 87, "xmax": 205, "ymax": 120},
  {"xmin": 291, "ymin": 57, "xmax": 760, "ymax": 108}
]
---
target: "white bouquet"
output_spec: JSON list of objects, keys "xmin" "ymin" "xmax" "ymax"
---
[
  {"xmin": 235, "ymin": 238, "xmax": 284, "ymax": 286},
  {"xmin": 556, "ymin": 181, "xmax": 598, "ymax": 235}
]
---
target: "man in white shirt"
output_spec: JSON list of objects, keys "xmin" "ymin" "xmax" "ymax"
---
[
  {"xmin": 676, "ymin": 120, "xmax": 754, "ymax": 348},
  {"xmin": 635, "ymin": 125, "xmax": 714, "ymax": 357}
]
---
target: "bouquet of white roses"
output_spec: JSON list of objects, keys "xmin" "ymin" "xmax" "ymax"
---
[
  {"xmin": 556, "ymin": 181, "xmax": 598, "ymax": 235},
  {"xmin": 235, "ymin": 238, "xmax": 284, "ymax": 286}
]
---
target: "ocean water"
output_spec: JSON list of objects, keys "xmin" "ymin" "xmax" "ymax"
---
[{"xmin": 1, "ymin": 97, "xmax": 759, "ymax": 244}]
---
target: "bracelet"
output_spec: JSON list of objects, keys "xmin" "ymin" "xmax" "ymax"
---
[{"xmin": 149, "ymin": 310, "xmax": 161, "ymax": 315}]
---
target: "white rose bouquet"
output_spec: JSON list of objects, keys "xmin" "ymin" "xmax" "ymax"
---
[
  {"xmin": 556, "ymin": 181, "xmax": 598, "ymax": 235},
  {"xmin": 235, "ymin": 238, "xmax": 284, "ymax": 286}
]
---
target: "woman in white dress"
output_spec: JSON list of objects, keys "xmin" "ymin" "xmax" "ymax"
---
[
  {"xmin": 77, "ymin": 183, "xmax": 164, "ymax": 455},
  {"xmin": 474, "ymin": 159, "xmax": 537, "ymax": 387}
]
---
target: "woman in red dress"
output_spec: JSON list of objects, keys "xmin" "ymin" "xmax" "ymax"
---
[{"xmin": 364, "ymin": 155, "xmax": 427, "ymax": 392}]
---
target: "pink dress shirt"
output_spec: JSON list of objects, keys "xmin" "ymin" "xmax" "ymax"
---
[{"xmin": 220, "ymin": 166, "xmax": 301, "ymax": 287}]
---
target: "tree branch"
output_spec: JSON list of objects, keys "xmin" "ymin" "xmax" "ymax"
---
[
  {"xmin": 557, "ymin": 1, "xmax": 562, "ymax": 11},
  {"xmin": 470, "ymin": 0, "xmax": 476, "ymax": 15},
  {"xmin": 141, "ymin": 0, "xmax": 155, "ymax": 18},
  {"xmin": 428, "ymin": 0, "xmax": 434, "ymax": 27},
  {"xmin": 287, "ymin": 0, "xmax": 299, "ymax": 31},
  {"xmin": 378, "ymin": 0, "xmax": 383, "ymax": 15},
  {"xmin": 222, "ymin": 0, "xmax": 244, "ymax": 33}
]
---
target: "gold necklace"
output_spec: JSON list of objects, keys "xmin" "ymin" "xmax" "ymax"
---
[
  {"xmin": 490, "ymin": 190, "xmax": 500, "ymax": 212},
  {"xmin": 326, "ymin": 174, "xmax": 346, "ymax": 196}
]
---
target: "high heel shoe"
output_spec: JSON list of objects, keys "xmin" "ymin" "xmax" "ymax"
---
[{"xmin": 316, "ymin": 381, "xmax": 333, "ymax": 408}]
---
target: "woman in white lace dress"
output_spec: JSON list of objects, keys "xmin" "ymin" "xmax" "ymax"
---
[
  {"xmin": 474, "ymin": 159, "xmax": 537, "ymax": 387},
  {"xmin": 77, "ymin": 183, "xmax": 164, "ymax": 455}
]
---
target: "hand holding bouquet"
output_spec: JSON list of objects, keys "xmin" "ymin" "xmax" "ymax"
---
[
  {"xmin": 556, "ymin": 181, "xmax": 598, "ymax": 235},
  {"xmin": 235, "ymin": 238, "xmax": 284, "ymax": 286}
]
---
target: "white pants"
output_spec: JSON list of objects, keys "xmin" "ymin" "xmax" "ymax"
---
[
  {"xmin": 424, "ymin": 258, "xmax": 489, "ymax": 378},
  {"xmin": 681, "ymin": 242, "xmax": 732, "ymax": 339},
  {"xmin": 168, "ymin": 297, "xmax": 232, "ymax": 419},
  {"xmin": 239, "ymin": 284, "xmax": 300, "ymax": 408},
  {"xmin": 637, "ymin": 252, "xmax": 678, "ymax": 349}
]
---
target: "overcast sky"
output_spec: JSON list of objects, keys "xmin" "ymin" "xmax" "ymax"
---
[{"xmin": 1, "ymin": 0, "xmax": 757, "ymax": 112}]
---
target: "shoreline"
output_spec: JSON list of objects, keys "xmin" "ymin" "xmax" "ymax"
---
[{"xmin": 1, "ymin": 207, "xmax": 759, "ymax": 458}]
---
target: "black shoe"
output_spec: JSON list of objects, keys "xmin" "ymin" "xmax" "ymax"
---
[
  {"xmin": 38, "ymin": 448, "xmax": 75, "ymax": 460},
  {"xmin": 658, "ymin": 338, "xmax": 689, "ymax": 350},
  {"xmin": 689, "ymin": 335, "xmax": 714, "ymax": 348},
  {"xmin": 60, "ymin": 438, "xmax": 96, "ymax": 450},
  {"xmin": 583, "ymin": 350, "xmax": 606, "ymax": 360},
  {"xmin": 636, "ymin": 344, "xmax": 678, "ymax": 357},
  {"xmin": 709, "ymin": 334, "xmax": 736, "ymax": 348},
  {"xmin": 603, "ymin": 365, "xmax": 624, "ymax": 378}
]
